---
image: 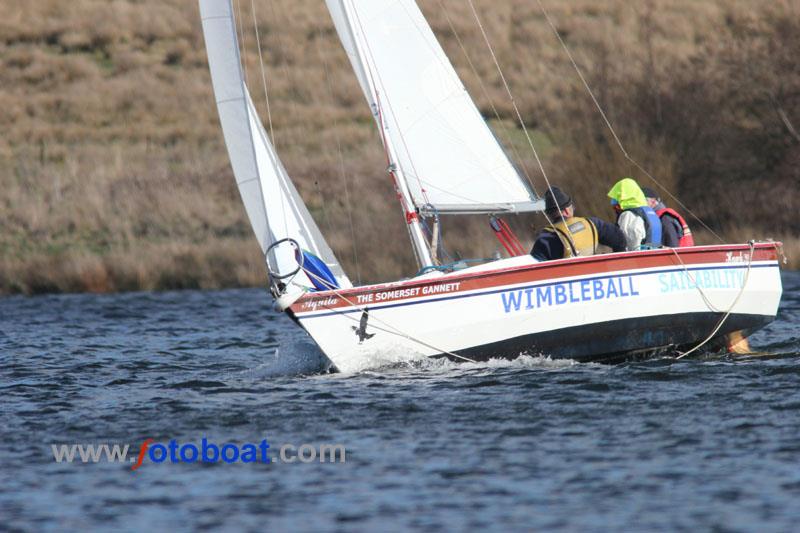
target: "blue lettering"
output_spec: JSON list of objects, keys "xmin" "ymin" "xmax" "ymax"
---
[
  {"xmin": 703, "ymin": 271, "xmax": 712, "ymax": 289},
  {"xmin": 617, "ymin": 277, "xmax": 629, "ymax": 297},
  {"xmin": 628, "ymin": 276, "xmax": 639, "ymax": 296},
  {"xmin": 606, "ymin": 278, "xmax": 619, "ymax": 298},
  {"xmin": 524, "ymin": 288, "xmax": 534, "ymax": 309},
  {"xmin": 568, "ymin": 282, "xmax": 580, "ymax": 303},
  {"xmin": 536, "ymin": 286, "xmax": 552, "ymax": 307},
  {"xmin": 221, "ymin": 444, "xmax": 239, "ymax": 464},
  {"xmin": 168, "ymin": 439, "xmax": 180, "ymax": 463},
  {"xmin": 240, "ymin": 444, "xmax": 258, "ymax": 463},
  {"xmin": 501, "ymin": 291, "xmax": 523, "ymax": 313},
  {"xmin": 593, "ymin": 280, "xmax": 604, "ymax": 299},
  {"xmin": 180, "ymin": 444, "xmax": 198, "ymax": 463},
  {"xmin": 149, "ymin": 444, "xmax": 167, "ymax": 464},
  {"xmin": 581, "ymin": 280, "xmax": 591, "ymax": 300},
  {"xmin": 671, "ymin": 274, "xmax": 681, "ymax": 291},
  {"xmin": 259, "ymin": 439, "xmax": 271, "ymax": 463},
  {"xmin": 659, "ymin": 273, "xmax": 669, "ymax": 293},
  {"xmin": 202, "ymin": 438, "xmax": 219, "ymax": 462},
  {"xmin": 555, "ymin": 284, "xmax": 567, "ymax": 305}
]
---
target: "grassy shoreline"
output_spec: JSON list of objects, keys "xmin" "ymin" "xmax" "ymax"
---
[{"xmin": 1, "ymin": 0, "xmax": 797, "ymax": 294}]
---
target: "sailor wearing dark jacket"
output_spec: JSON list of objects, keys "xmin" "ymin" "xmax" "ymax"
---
[
  {"xmin": 642, "ymin": 187, "xmax": 695, "ymax": 248},
  {"xmin": 531, "ymin": 187, "xmax": 626, "ymax": 261}
]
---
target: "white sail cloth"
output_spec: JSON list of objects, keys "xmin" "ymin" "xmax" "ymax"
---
[
  {"xmin": 199, "ymin": 0, "xmax": 351, "ymax": 288},
  {"xmin": 326, "ymin": 0, "xmax": 541, "ymax": 214}
]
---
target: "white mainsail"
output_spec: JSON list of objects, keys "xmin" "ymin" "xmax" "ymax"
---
[
  {"xmin": 199, "ymin": 0, "xmax": 351, "ymax": 289},
  {"xmin": 326, "ymin": 0, "xmax": 542, "ymax": 214}
]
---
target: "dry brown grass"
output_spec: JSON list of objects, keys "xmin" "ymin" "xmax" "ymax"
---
[{"xmin": 0, "ymin": 0, "xmax": 797, "ymax": 294}]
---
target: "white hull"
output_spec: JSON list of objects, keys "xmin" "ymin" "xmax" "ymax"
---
[{"xmin": 289, "ymin": 245, "xmax": 783, "ymax": 373}]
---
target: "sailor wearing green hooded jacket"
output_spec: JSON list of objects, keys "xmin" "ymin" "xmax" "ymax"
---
[{"xmin": 607, "ymin": 178, "xmax": 662, "ymax": 251}]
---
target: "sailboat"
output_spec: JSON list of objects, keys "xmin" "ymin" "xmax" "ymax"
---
[{"xmin": 199, "ymin": 0, "xmax": 783, "ymax": 373}]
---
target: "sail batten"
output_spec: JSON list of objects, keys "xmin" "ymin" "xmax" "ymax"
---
[{"xmin": 326, "ymin": 0, "xmax": 541, "ymax": 214}]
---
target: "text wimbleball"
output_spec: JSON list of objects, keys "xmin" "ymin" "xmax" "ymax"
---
[{"xmin": 501, "ymin": 276, "xmax": 639, "ymax": 313}]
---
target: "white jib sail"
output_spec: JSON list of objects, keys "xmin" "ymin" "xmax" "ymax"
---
[
  {"xmin": 326, "ymin": 0, "xmax": 542, "ymax": 214},
  {"xmin": 199, "ymin": 0, "xmax": 351, "ymax": 290}
]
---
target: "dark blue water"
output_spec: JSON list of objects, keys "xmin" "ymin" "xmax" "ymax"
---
[{"xmin": 2, "ymin": 272, "xmax": 799, "ymax": 532}]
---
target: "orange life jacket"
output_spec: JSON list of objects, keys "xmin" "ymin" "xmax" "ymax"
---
[{"xmin": 656, "ymin": 207, "xmax": 694, "ymax": 247}]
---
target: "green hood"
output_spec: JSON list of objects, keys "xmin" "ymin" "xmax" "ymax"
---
[{"xmin": 607, "ymin": 178, "xmax": 647, "ymax": 210}]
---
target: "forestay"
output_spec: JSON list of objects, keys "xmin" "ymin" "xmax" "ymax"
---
[
  {"xmin": 199, "ymin": 0, "xmax": 351, "ymax": 288},
  {"xmin": 326, "ymin": 0, "xmax": 542, "ymax": 214}
]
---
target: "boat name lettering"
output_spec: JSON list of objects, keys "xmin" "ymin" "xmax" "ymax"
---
[
  {"xmin": 658, "ymin": 269, "xmax": 744, "ymax": 293},
  {"xmin": 355, "ymin": 282, "xmax": 462, "ymax": 304},
  {"xmin": 501, "ymin": 276, "xmax": 639, "ymax": 313},
  {"xmin": 725, "ymin": 251, "xmax": 751, "ymax": 263},
  {"xmin": 301, "ymin": 297, "xmax": 338, "ymax": 311}
]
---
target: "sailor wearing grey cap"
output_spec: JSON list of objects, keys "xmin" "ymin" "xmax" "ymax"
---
[{"xmin": 531, "ymin": 186, "xmax": 626, "ymax": 261}]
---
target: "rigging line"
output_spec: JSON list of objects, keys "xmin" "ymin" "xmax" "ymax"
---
[
  {"xmin": 236, "ymin": 0, "xmax": 249, "ymax": 85},
  {"xmin": 338, "ymin": 4, "xmax": 392, "ymax": 172},
  {"xmin": 267, "ymin": 0, "xmax": 370, "ymax": 279},
  {"xmin": 409, "ymin": 173, "xmax": 518, "ymax": 206},
  {"xmin": 250, "ymin": 0, "xmax": 275, "ymax": 145},
  {"xmin": 296, "ymin": 267, "xmax": 478, "ymax": 363},
  {"xmin": 534, "ymin": 0, "xmax": 724, "ymax": 243},
  {"xmin": 772, "ymin": 240, "xmax": 788, "ymax": 266},
  {"xmin": 666, "ymin": 248, "xmax": 729, "ymax": 314},
  {"xmin": 348, "ymin": 4, "xmax": 432, "ymax": 208},
  {"xmin": 248, "ymin": 2, "xmax": 290, "ymax": 243},
  {"xmin": 244, "ymin": 88, "xmax": 289, "ymax": 242},
  {"xmin": 674, "ymin": 241, "xmax": 755, "ymax": 359},
  {"xmin": 343, "ymin": 4, "xmax": 429, "ymax": 267},
  {"xmin": 268, "ymin": 0, "xmax": 308, "ymax": 138},
  {"xmin": 267, "ymin": 0, "xmax": 329, "ymax": 247},
  {"xmin": 374, "ymin": 93, "xmax": 419, "ymax": 224},
  {"xmin": 313, "ymin": 23, "xmax": 362, "ymax": 285},
  {"xmin": 367, "ymin": 83, "xmax": 423, "ymax": 267},
  {"xmin": 436, "ymin": 0, "xmax": 536, "ymax": 191},
  {"xmin": 313, "ymin": 179, "xmax": 333, "ymax": 235},
  {"xmin": 465, "ymin": 0, "xmax": 565, "ymax": 242},
  {"xmin": 375, "ymin": 95, "xmax": 424, "ymax": 269},
  {"xmin": 402, "ymin": 0, "xmax": 535, "ymax": 198}
]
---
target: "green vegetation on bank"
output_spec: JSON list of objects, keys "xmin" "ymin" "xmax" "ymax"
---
[{"xmin": 1, "ymin": 0, "xmax": 797, "ymax": 294}]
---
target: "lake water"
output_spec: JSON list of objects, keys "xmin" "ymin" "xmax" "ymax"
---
[{"xmin": 2, "ymin": 272, "xmax": 799, "ymax": 531}]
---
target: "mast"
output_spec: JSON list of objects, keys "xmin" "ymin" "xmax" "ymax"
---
[
  {"xmin": 379, "ymin": 110, "xmax": 436, "ymax": 270},
  {"xmin": 338, "ymin": 0, "xmax": 434, "ymax": 270}
]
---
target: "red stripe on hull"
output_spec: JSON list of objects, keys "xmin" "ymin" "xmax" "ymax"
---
[{"xmin": 290, "ymin": 243, "xmax": 780, "ymax": 314}]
